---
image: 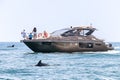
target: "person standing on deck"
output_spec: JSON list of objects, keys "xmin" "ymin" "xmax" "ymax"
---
[
  {"xmin": 43, "ymin": 30, "xmax": 48, "ymax": 38},
  {"xmin": 32, "ymin": 27, "xmax": 37, "ymax": 39},
  {"xmin": 21, "ymin": 29, "xmax": 26, "ymax": 39}
]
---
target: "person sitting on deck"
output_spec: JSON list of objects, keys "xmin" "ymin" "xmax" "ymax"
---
[{"xmin": 29, "ymin": 33, "xmax": 33, "ymax": 40}]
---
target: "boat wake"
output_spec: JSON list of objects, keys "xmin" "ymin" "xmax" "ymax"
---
[{"xmin": 77, "ymin": 49, "xmax": 120, "ymax": 54}]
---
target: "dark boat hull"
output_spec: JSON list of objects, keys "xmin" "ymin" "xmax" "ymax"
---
[{"xmin": 23, "ymin": 39, "xmax": 113, "ymax": 52}]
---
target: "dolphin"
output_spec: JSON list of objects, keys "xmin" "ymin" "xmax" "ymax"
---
[
  {"xmin": 7, "ymin": 45, "xmax": 15, "ymax": 48},
  {"xmin": 35, "ymin": 60, "xmax": 49, "ymax": 67}
]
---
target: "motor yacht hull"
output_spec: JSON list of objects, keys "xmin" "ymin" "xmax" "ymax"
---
[{"xmin": 22, "ymin": 39, "xmax": 113, "ymax": 52}]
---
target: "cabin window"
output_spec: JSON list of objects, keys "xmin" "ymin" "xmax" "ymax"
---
[
  {"xmin": 95, "ymin": 43, "xmax": 102, "ymax": 46},
  {"xmin": 87, "ymin": 43, "xmax": 93, "ymax": 48},
  {"xmin": 79, "ymin": 43, "xmax": 86, "ymax": 48},
  {"xmin": 79, "ymin": 43, "xmax": 93, "ymax": 48}
]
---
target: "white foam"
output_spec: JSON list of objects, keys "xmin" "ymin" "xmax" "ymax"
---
[
  {"xmin": 101, "ymin": 50, "xmax": 120, "ymax": 54},
  {"xmin": 96, "ymin": 75, "xmax": 116, "ymax": 80},
  {"xmin": 79, "ymin": 50, "xmax": 120, "ymax": 54},
  {"xmin": 0, "ymin": 76, "xmax": 22, "ymax": 80},
  {"xmin": 114, "ymin": 46, "xmax": 120, "ymax": 49}
]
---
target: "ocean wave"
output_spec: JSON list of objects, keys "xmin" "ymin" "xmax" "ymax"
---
[
  {"xmin": 0, "ymin": 76, "xmax": 21, "ymax": 80},
  {"xmin": 94, "ymin": 75, "xmax": 116, "ymax": 80}
]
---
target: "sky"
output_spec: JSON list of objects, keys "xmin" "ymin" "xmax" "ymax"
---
[{"xmin": 0, "ymin": 0, "xmax": 120, "ymax": 42}]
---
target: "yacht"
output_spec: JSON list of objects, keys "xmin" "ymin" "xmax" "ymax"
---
[{"xmin": 22, "ymin": 26, "xmax": 114, "ymax": 52}]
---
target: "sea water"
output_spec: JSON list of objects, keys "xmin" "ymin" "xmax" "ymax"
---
[{"xmin": 0, "ymin": 42, "xmax": 120, "ymax": 80}]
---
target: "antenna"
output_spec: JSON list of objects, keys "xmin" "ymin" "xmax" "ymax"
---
[
  {"xmin": 90, "ymin": 23, "xmax": 92, "ymax": 26},
  {"xmin": 90, "ymin": 23, "xmax": 92, "ymax": 28}
]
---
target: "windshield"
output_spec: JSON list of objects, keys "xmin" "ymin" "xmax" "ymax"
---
[
  {"xmin": 51, "ymin": 27, "xmax": 96, "ymax": 37},
  {"xmin": 61, "ymin": 29, "xmax": 93, "ymax": 37},
  {"xmin": 51, "ymin": 28, "xmax": 71, "ymax": 37}
]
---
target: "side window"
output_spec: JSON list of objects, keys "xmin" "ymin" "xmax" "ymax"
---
[
  {"xmin": 87, "ymin": 43, "xmax": 93, "ymax": 48},
  {"xmin": 95, "ymin": 43, "xmax": 101, "ymax": 46},
  {"xmin": 79, "ymin": 43, "xmax": 93, "ymax": 48},
  {"xmin": 79, "ymin": 43, "xmax": 86, "ymax": 48}
]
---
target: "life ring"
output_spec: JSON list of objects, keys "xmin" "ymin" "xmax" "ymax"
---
[{"xmin": 38, "ymin": 33, "xmax": 42, "ymax": 38}]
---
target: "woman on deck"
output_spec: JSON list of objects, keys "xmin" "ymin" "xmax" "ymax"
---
[{"xmin": 32, "ymin": 27, "xmax": 37, "ymax": 39}]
